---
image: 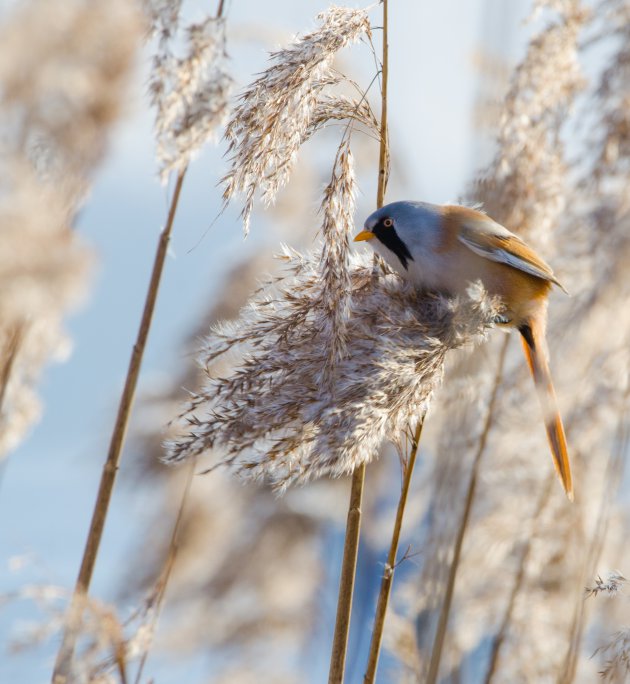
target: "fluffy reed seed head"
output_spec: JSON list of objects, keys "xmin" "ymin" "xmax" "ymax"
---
[
  {"xmin": 0, "ymin": 0, "xmax": 140, "ymax": 457},
  {"xmin": 165, "ymin": 248, "xmax": 501, "ymax": 492},
  {"xmin": 595, "ymin": 628, "xmax": 630, "ymax": 683},
  {"xmin": 3, "ymin": 581, "xmax": 161, "ymax": 683},
  {"xmin": 586, "ymin": 571, "xmax": 627, "ymax": 598},
  {"xmin": 148, "ymin": 1, "xmax": 232, "ymax": 182},
  {"xmin": 128, "ymin": 255, "xmax": 340, "ymax": 682},
  {"xmin": 317, "ymin": 138, "xmax": 355, "ymax": 383}
]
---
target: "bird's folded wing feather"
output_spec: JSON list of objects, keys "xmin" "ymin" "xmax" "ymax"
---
[{"xmin": 457, "ymin": 221, "xmax": 565, "ymax": 289}]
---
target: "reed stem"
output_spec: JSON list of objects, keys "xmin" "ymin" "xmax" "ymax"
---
[
  {"xmin": 51, "ymin": 168, "xmax": 187, "ymax": 684},
  {"xmin": 328, "ymin": 463, "xmax": 366, "ymax": 684},
  {"xmin": 364, "ymin": 417, "xmax": 424, "ymax": 684},
  {"xmin": 559, "ymin": 373, "xmax": 630, "ymax": 683},
  {"xmin": 484, "ymin": 475, "xmax": 554, "ymax": 683},
  {"xmin": 134, "ymin": 457, "xmax": 196, "ymax": 684},
  {"xmin": 327, "ymin": 1, "xmax": 389, "ymax": 681}
]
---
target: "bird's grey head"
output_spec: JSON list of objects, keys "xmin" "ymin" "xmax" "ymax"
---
[{"xmin": 354, "ymin": 201, "xmax": 442, "ymax": 272}]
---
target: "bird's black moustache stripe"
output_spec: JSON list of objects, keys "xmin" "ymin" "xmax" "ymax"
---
[
  {"xmin": 373, "ymin": 224, "xmax": 414, "ymax": 270},
  {"xmin": 519, "ymin": 323, "xmax": 535, "ymax": 350}
]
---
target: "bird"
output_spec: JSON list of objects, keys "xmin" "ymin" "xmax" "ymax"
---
[{"xmin": 354, "ymin": 200, "xmax": 573, "ymax": 500}]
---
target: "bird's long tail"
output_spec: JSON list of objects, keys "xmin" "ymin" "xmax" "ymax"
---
[{"xmin": 519, "ymin": 319, "xmax": 573, "ymax": 501}]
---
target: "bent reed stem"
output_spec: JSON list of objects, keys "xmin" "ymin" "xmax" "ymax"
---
[
  {"xmin": 328, "ymin": 1, "xmax": 389, "ymax": 682},
  {"xmin": 51, "ymin": 167, "xmax": 187, "ymax": 684},
  {"xmin": 559, "ymin": 370, "xmax": 630, "ymax": 683},
  {"xmin": 364, "ymin": 416, "xmax": 424, "ymax": 684}
]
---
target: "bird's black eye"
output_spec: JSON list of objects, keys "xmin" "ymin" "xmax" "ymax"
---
[{"xmin": 383, "ymin": 217, "xmax": 393, "ymax": 228}]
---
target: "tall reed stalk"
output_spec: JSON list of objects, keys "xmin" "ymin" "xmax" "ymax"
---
[
  {"xmin": 484, "ymin": 475, "xmax": 554, "ymax": 683},
  {"xmin": 328, "ymin": 464, "xmax": 367, "ymax": 684},
  {"xmin": 328, "ymin": 2, "xmax": 389, "ymax": 681},
  {"xmin": 52, "ymin": 168, "xmax": 187, "ymax": 683},
  {"xmin": 364, "ymin": 417, "xmax": 424, "ymax": 683}
]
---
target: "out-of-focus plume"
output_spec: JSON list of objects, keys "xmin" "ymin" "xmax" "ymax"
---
[
  {"xmin": 473, "ymin": 0, "xmax": 586, "ymax": 244},
  {"xmin": 2, "ymin": 583, "xmax": 160, "ymax": 684},
  {"xmin": 146, "ymin": 0, "xmax": 232, "ymax": 182},
  {"xmin": 0, "ymin": 0, "xmax": 140, "ymax": 458}
]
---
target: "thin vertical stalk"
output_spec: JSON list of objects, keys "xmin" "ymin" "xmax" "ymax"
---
[
  {"xmin": 134, "ymin": 457, "xmax": 197, "ymax": 684},
  {"xmin": 328, "ymin": 2, "xmax": 390, "ymax": 682},
  {"xmin": 52, "ymin": 167, "xmax": 187, "ymax": 684},
  {"xmin": 484, "ymin": 474, "xmax": 554, "ymax": 683},
  {"xmin": 364, "ymin": 417, "xmax": 424, "ymax": 684},
  {"xmin": 376, "ymin": 0, "xmax": 389, "ymax": 209},
  {"xmin": 426, "ymin": 336, "xmax": 510, "ymax": 684},
  {"xmin": 329, "ymin": 463, "xmax": 367, "ymax": 684}
]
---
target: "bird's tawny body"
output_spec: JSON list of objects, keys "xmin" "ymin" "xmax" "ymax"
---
[
  {"xmin": 355, "ymin": 201, "xmax": 573, "ymax": 500},
  {"xmin": 439, "ymin": 206, "xmax": 552, "ymax": 325}
]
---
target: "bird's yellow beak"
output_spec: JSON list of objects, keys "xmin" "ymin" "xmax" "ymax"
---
[{"xmin": 353, "ymin": 230, "xmax": 375, "ymax": 242}]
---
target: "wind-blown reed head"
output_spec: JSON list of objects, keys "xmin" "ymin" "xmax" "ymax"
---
[
  {"xmin": 0, "ymin": 0, "xmax": 140, "ymax": 458},
  {"xmin": 221, "ymin": 5, "xmax": 373, "ymax": 234},
  {"xmin": 147, "ymin": 1, "xmax": 232, "ymax": 182}
]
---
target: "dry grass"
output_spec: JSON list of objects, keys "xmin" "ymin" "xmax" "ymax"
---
[{"xmin": 0, "ymin": 0, "xmax": 139, "ymax": 460}]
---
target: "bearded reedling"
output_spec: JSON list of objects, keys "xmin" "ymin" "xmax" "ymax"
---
[{"xmin": 355, "ymin": 201, "xmax": 573, "ymax": 500}]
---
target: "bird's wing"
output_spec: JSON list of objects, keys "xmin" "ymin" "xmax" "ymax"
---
[{"xmin": 457, "ymin": 218, "xmax": 566, "ymax": 290}]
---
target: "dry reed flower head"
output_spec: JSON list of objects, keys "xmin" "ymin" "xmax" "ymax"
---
[
  {"xmin": 587, "ymin": 0, "xmax": 630, "ymax": 194},
  {"xmin": 165, "ymin": 248, "xmax": 501, "ymax": 491},
  {"xmin": 0, "ymin": 0, "xmax": 140, "ymax": 457},
  {"xmin": 147, "ymin": 0, "xmax": 232, "ymax": 181},
  {"xmin": 586, "ymin": 571, "xmax": 627, "ymax": 598},
  {"xmin": 221, "ymin": 5, "xmax": 373, "ymax": 234},
  {"xmin": 595, "ymin": 628, "xmax": 630, "ymax": 683},
  {"xmin": 317, "ymin": 139, "xmax": 355, "ymax": 381}
]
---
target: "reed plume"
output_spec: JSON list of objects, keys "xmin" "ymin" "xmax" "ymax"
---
[
  {"xmin": 147, "ymin": 0, "xmax": 232, "ymax": 181},
  {"xmin": 0, "ymin": 0, "xmax": 139, "ymax": 459},
  {"xmin": 165, "ymin": 251, "xmax": 501, "ymax": 491},
  {"xmin": 221, "ymin": 5, "xmax": 373, "ymax": 234}
]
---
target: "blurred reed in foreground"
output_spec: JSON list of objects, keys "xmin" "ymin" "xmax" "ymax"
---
[
  {"xmin": 0, "ymin": 0, "xmax": 139, "ymax": 459},
  {"xmin": 3, "ymin": 0, "xmax": 630, "ymax": 682}
]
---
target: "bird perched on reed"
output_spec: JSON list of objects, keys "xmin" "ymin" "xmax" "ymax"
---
[{"xmin": 355, "ymin": 201, "xmax": 573, "ymax": 500}]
